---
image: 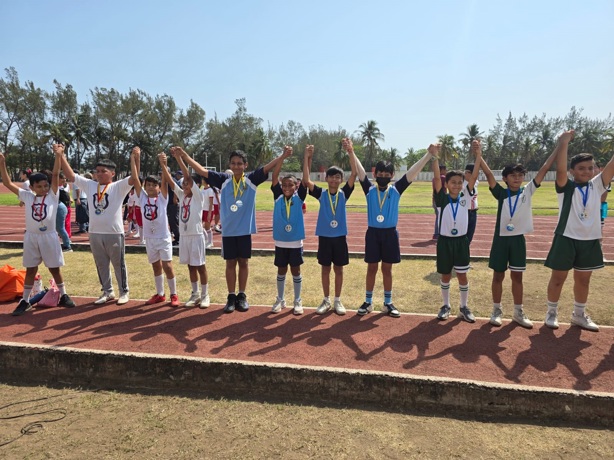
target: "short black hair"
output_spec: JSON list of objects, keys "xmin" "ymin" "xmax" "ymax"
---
[
  {"xmin": 229, "ymin": 150, "xmax": 248, "ymax": 164},
  {"xmin": 570, "ymin": 153, "xmax": 593, "ymax": 169},
  {"xmin": 439, "ymin": 165, "xmax": 447, "ymax": 171},
  {"xmin": 144, "ymin": 175, "xmax": 160, "ymax": 186},
  {"xmin": 29, "ymin": 172, "xmax": 49, "ymax": 185},
  {"xmin": 281, "ymin": 174, "xmax": 298, "ymax": 184},
  {"xmin": 464, "ymin": 164, "xmax": 475, "ymax": 172},
  {"xmin": 502, "ymin": 164, "xmax": 527, "ymax": 177},
  {"xmin": 445, "ymin": 170, "xmax": 464, "ymax": 182},
  {"xmin": 96, "ymin": 159, "xmax": 116, "ymax": 171},
  {"xmin": 326, "ymin": 166, "xmax": 344, "ymax": 178},
  {"xmin": 374, "ymin": 160, "xmax": 394, "ymax": 175}
]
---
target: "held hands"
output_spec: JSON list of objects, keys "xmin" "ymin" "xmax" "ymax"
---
[
  {"xmin": 131, "ymin": 146, "xmax": 141, "ymax": 161},
  {"xmin": 427, "ymin": 143, "xmax": 441, "ymax": 159},
  {"xmin": 52, "ymin": 143, "xmax": 65, "ymax": 156},
  {"xmin": 305, "ymin": 144, "xmax": 314, "ymax": 159},
  {"xmin": 158, "ymin": 152, "xmax": 168, "ymax": 166},
  {"xmin": 471, "ymin": 139, "xmax": 482, "ymax": 157},
  {"xmin": 558, "ymin": 129, "xmax": 575, "ymax": 144},
  {"xmin": 170, "ymin": 146, "xmax": 186, "ymax": 159},
  {"xmin": 282, "ymin": 145, "xmax": 293, "ymax": 159},
  {"xmin": 342, "ymin": 137, "xmax": 354, "ymax": 153}
]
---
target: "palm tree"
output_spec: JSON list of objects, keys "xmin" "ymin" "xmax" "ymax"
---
[
  {"xmin": 332, "ymin": 139, "xmax": 351, "ymax": 170},
  {"xmin": 357, "ymin": 120, "xmax": 385, "ymax": 170},
  {"xmin": 459, "ymin": 124, "xmax": 482, "ymax": 150},
  {"xmin": 437, "ymin": 134, "xmax": 459, "ymax": 169},
  {"xmin": 387, "ymin": 147, "xmax": 402, "ymax": 171}
]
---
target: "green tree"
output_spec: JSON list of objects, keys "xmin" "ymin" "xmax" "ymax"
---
[
  {"xmin": 357, "ymin": 120, "xmax": 384, "ymax": 170},
  {"xmin": 437, "ymin": 134, "xmax": 459, "ymax": 169}
]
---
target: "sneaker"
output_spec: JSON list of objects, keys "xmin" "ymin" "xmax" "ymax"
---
[
  {"xmin": 185, "ymin": 292, "xmax": 201, "ymax": 308},
  {"xmin": 544, "ymin": 310, "xmax": 559, "ymax": 329},
  {"xmin": 206, "ymin": 242, "xmax": 214, "ymax": 249},
  {"xmin": 293, "ymin": 299, "xmax": 303, "ymax": 315},
  {"xmin": 117, "ymin": 293, "xmax": 130, "ymax": 305},
  {"xmin": 513, "ymin": 308, "xmax": 533, "ymax": 329},
  {"xmin": 458, "ymin": 306, "xmax": 476, "ymax": 323},
  {"xmin": 58, "ymin": 294, "xmax": 76, "ymax": 308},
  {"xmin": 235, "ymin": 292, "xmax": 249, "ymax": 312},
  {"xmin": 94, "ymin": 292, "xmax": 115, "ymax": 305},
  {"xmin": 315, "ymin": 298, "xmax": 331, "ymax": 315},
  {"xmin": 12, "ymin": 299, "xmax": 32, "ymax": 316},
  {"xmin": 382, "ymin": 302, "xmax": 400, "ymax": 318},
  {"xmin": 490, "ymin": 307, "xmax": 503, "ymax": 326},
  {"xmin": 271, "ymin": 297, "xmax": 286, "ymax": 313},
  {"xmin": 132, "ymin": 232, "xmax": 140, "ymax": 239},
  {"xmin": 214, "ymin": 225, "xmax": 222, "ymax": 233},
  {"xmin": 145, "ymin": 294, "xmax": 166, "ymax": 305},
  {"xmin": 62, "ymin": 246, "xmax": 73, "ymax": 253},
  {"xmin": 437, "ymin": 305, "xmax": 451, "ymax": 321},
  {"xmin": 170, "ymin": 294, "xmax": 180, "ymax": 307},
  {"xmin": 199, "ymin": 294, "xmax": 210, "ymax": 309},
  {"xmin": 334, "ymin": 300, "xmax": 346, "ymax": 316},
  {"xmin": 224, "ymin": 293, "xmax": 236, "ymax": 313},
  {"xmin": 357, "ymin": 302, "xmax": 373, "ymax": 316},
  {"xmin": 570, "ymin": 312, "xmax": 599, "ymax": 332}
]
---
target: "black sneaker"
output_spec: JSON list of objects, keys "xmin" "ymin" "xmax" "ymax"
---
[
  {"xmin": 12, "ymin": 299, "xmax": 32, "ymax": 316},
  {"xmin": 58, "ymin": 294, "xmax": 76, "ymax": 308},
  {"xmin": 382, "ymin": 302, "xmax": 400, "ymax": 318},
  {"xmin": 235, "ymin": 292, "xmax": 249, "ymax": 312},
  {"xmin": 223, "ymin": 293, "xmax": 236, "ymax": 314},
  {"xmin": 437, "ymin": 305, "xmax": 451, "ymax": 321},
  {"xmin": 62, "ymin": 246, "xmax": 73, "ymax": 253},
  {"xmin": 357, "ymin": 302, "xmax": 373, "ymax": 316}
]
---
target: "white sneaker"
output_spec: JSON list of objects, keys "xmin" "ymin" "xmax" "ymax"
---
[
  {"xmin": 271, "ymin": 297, "xmax": 286, "ymax": 313},
  {"xmin": 206, "ymin": 242, "xmax": 214, "ymax": 249},
  {"xmin": 94, "ymin": 292, "xmax": 115, "ymax": 305},
  {"xmin": 117, "ymin": 293, "xmax": 129, "ymax": 305},
  {"xmin": 334, "ymin": 300, "xmax": 346, "ymax": 316},
  {"xmin": 293, "ymin": 299, "xmax": 303, "ymax": 315},
  {"xmin": 571, "ymin": 312, "xmax": 599, "ymax": 332},
  {"xmin": 490, "ymin": 306, "xmax": 503, "ymax": 326},
  {"xmin": 513, "ymin": 308, "xmax": 533, "ymax": 329},
  {"xmin": 132, "ymin": 232, "xmax": 140, "ymax": 239},
  {"xmin": 185, "ymin": 292, "xmax": 201, "ymax": 308},
  {"xmin": 199, "ymin": 294, "xmax": 210, "ymax": 309},
  {"xmin": 545, "ymin": 310, "xmax": 559, "ymax": 329},
  {"xmin": 315, "ymin": 298, "xmax": 331, "ymax": 315}
]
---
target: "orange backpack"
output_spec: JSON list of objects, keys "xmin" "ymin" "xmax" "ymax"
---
[{"xmin": 0, "ymin": 265, "xmax": 26, "ymax": 301}]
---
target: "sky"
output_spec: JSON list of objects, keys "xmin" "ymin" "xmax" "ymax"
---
[{"xmin": 1, "ymin": 0, "xmax": 613, "ymax": 152}]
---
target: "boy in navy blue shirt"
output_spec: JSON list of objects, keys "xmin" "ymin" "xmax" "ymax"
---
[
  {"xmin": 349, "ymin": 138, "xmax": 437, "ymax": 317},
  {"xmin": 270, "ymin": 145, "xmax": 308, "ymax": 315},
  {"xmin": 302, "ymin": 143, "xmax": 357, "ymax": 315},
  {"xmin": 177, "ymin": 147, "xmax": 285, "ymax": 313}
]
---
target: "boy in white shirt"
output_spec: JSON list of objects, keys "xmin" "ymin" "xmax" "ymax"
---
[
  {"xmin": 201, "ymin": 180, "xmax": 216, "ymax": 248},
  {"xmin": 130, "ymin": 148, "xmax": 179, "ymax": 307}
]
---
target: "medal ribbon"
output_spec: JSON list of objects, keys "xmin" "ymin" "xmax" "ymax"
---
[
  {"xmin": 448, "ymin": 195, "xmax": 460, "ymax": 226},
  {"xmin": 377, "ymin": 186, "xmax": 390, "ymax": 212},
  {"xmin": 506, "ymin": 187, "xmax": 522, "ymax": 221},
  {"xmin": 96, "ymin": 183, "xmax": 110, "ymax": 208},
  {"xmin": 181, "ymin": 196, "xmax": 191, "ymax": 223},
  {"xmin": 285, "ymin": 197, "xmax": 292, "ymax": 221},
  {"xmin": 233, "ymin": 174, "xmax": 246, "ymax": 200},
  {"xmin": 328, "ymin": 191, "xmax": 338, "ymax": 217},
  {"xmin": 576, "ymin": 183, "xmax": 589, "ymax": 210},
  {"xmin": 32, "ymin": 194, "xmax": 46, "ymax": 222}
]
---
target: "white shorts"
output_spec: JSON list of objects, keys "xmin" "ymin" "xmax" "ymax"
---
[
  {"xmin": 179, "ymin": 234, "xmax": 206, "ymax": 266},
  {"xmin": 23, "ymin": 231, "xmax": 64, "ymax": 268},
  {"xmin": 146, "ymin": 236, "xmax": 173, "ymax": 264}
]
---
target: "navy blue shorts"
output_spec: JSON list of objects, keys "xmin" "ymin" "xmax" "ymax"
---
[
  {"xmin": 317, "ymin": 236, "xmax": 349, "ymax": 266},
  {"xmin": 364, "ymin": 227, "xmax": 401, "ymax": 264},
  {"xmin": 274, "ymin": 246, "xmax": 304, "ymax": 267},
  {"xmin": 222, "ymin": 235, "xmax": 252, "ymax": 260}
]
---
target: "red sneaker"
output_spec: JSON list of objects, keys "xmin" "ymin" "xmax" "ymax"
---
[
  {"xmin": 170, "ymin": 294, "xmax": 180, "ymax": 307},
  {"xmin": 145, "ymin": 294, "xmax": 166, "ymax": 305}
]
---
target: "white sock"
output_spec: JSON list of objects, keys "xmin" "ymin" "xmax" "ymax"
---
[
  {"xmin": 155, "ymin": 275, "xmax": 164, "ymax": 296},
  {"xmin": 201, "ymin": 284, "xmax": 208, "ymax": 297},
  {"xmin": 440, "ymin": 282, "xmax": 450, "ymax": 305},
  {"xmin": 459, "ymin": 284, "xmax": 469, "ymax": 307},
  {"xmin": 191, "ymin": 281, "xmax": 198, "ymax": 294},
  {"xmin": 167, "ymin": 277, "xmax": 177, "ymax": 295}
]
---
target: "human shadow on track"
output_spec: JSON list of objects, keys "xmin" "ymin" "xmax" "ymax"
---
[
  {"xmin": 505, "ymin": 325, "xmax": 593, "ymax": 390},
  {"xmin": 583, "ymin": 343, "xmax": 614, "ymax": 389},
  {"xmin": 403, "ymin": 322, "xmax": 516, "ymax": 376}
]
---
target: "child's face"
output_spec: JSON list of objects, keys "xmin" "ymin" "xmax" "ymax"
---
[
  {"xmin": 30, "ymin": 180, "xmax": 50, "ymax": 197},
  {"xmin": 446, "ymin": 175, "xmax": 464, "ymax": 197},
  {"xmin": 281, "ymin": 178, "xmax": 298, "ymax": 198},
  {"xmin": 182, "ymin": 177, "xmax": 194, "ymax": 197},
  {"xmin": 463, "ymin": 170, "xmax": 472, "ymax": 181},
  {"xmin": 144, "ymin": 181, "xmax": 160, "ymax": 197},
  {"xmin": 326, "ymin": 173, "xmax": 342, "ymax": 192},
  {"xmin": 570, "ymin": 160, "xmax": 594, "ymax": 183},
  {"xmin": 229, "ymin": 156, "xmax": 247, "ymax": 178},
  {"xmin": 95, "ymin": 166, "xmax": 115, "ymax": 185},
  {"xmin": 503, "ymin": 172, "xmax": 525, "ymax": 191}
]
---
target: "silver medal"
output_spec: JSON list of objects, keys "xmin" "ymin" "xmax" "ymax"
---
[
  {"xmin": 376, "ymin": 214, "xmax": 384, "ymax": 223},
  {"xmin": 236, "ymin": 200, "xmax": 243, "ymax": 208},
  {"xmin": 506, "ymin": 223, "xmax": 515, "ymax": 231},
  {"xmin": 451, "ymin": 228, "xmax": 458, "ymax": 235},
  {"xmin": 230, "ymin": 204, "xmax": 238, "ymax": 212},
  {"xmin": 330, "ymin": 220, "xmax": 338, "ymax": 228},
  {"xmin": 285, "ymin": 224, "xmax": 292, "ymax": 232},
  {"xmin": 39, "ymin": 225, "xmax": 47, "ymax": 232}
]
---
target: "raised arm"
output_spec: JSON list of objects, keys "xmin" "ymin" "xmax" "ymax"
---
[
  {"xmin": 466, "ymin": 140, "xmax": 482, "ymax": 191},
  {"xmin": 430, "ymin": 144, "xmax": 443, "ymax": 194},
  {"xmin": 172, "ymin": 146, "xmax": 209, "ymax": 177},
  {"xmin": 600, "ymin": 150, "xmax": 614, "ymax": 186},
  {"xmin": 262, "ymin": 152, "xmax": 286, "ymax": 175},
  {"xmin": 157, "ymin": 152, "xmax": 168, "ymax": 199},
  {"xmin": 272, "ymin": 145, "xmax": 293, "ymax": 187},
  {"xmin": 302, "ymin": 144, "xmax": 315, "ymax": 192},
  {"xmin": 0, "ymin": 152, "xmax": 20, "ymax": 195},
  {"xmin": 130, "ymin": 146, "xmax": 142, "ymax": 197},
  {"xmin": 59, "ymin": 147, "xmax": 76, "ymax": 182},
  {"xmin": 480, "ymin": 156, "xmax": 498, "ymax": 189},
  {"xmin": 405, "ymin": 149, "xmax": 434, "ymax": 182},
  {"xmin": 533, "ymin": 142, "xmax": 560, "ymax": 186},
  {"xmin": 343, "ymin": 138, "xmax": 365, "ymax": 181},
  {"xmin": 51, "ymin": 143, "xmax": 62, "ymax": 194},
  {"xmin": 555, "ymin": 130, "xmax": 574, "ymax": 188}
]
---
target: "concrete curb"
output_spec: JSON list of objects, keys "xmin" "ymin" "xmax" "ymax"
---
[{"xmin": 1, "ymin": 342, "xmax": 612, "ymax": 426}]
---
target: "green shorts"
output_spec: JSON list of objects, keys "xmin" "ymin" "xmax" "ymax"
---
[
  {"xmin": 544, "ymin": 234, "xmax": 604, "ymax": 271},
  {"xmin": 489, "ymin": 234, "xmax": 526, "ymax": 272},
  {"xmin": 437, "ymin": 235, "xmax": 470, "ymax": 274}
]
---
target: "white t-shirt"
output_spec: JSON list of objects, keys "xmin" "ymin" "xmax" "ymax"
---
[
  {"xmin": 492, "ymin": 181, "xmax": 539, "ymax": 236},
  {"xmin": 74, "ymin": 175, "xmax": 133, "ymax": 234},
  {"xmin": 175, "ymin": 182, "xmax": 204, "ymax": 236},
  {"xmin": 557, "ymin": 174, "xmax": 607, "ymax": 241},
  {"xmin": 19, "ymin": 189, "xmax": 59, "ymax": 234},
  {"xmin": 21, "ymin": 180, "xmax": 30, "ymax": 191},
  {"xmin": 463, "ymin": 179, "xmax": 479, "ymax": 210},
  {"xmin": 138, "ymin": 191, "xmax": 170, "ymax": 239},
  {"xmin": 435, "ymin": 186, "xmax": 473, "ymax": 237},
  {"xmin": 201, "ymin": 187, "xmax": 214, "ymax": 212},
  {"xmin": 127, "ymin": 191, "xmax": 138, "ymax": 208}
]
